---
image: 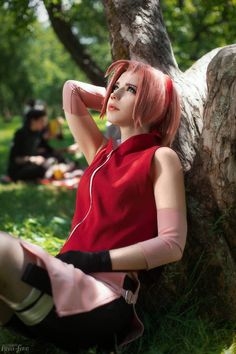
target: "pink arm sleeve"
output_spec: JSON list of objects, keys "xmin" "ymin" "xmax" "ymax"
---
[
  {"xmin": 138, "ymin": 208, "xmax": 187, "ymax": 269},
  {"xmin": 62, "ymin": 80, "xmax": 106, "ymax": 116}
]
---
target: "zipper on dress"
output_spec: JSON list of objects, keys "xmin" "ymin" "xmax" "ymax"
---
[{"xmin": 67, "ymin": 150, "xmax": 114, "ymax": 240}]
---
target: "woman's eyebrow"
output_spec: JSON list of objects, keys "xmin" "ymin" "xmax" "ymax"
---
[
  {"xmin": 126, "ymin": 83, "xmax": 137, "ymax": 88},
  {"xmin": 115, "ymin": 81, "xmax": 137, "ymax": 88}
]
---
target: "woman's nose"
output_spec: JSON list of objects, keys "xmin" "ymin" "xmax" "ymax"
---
[
  {"xmin": 110, "ymin": 92, "xmax": 116, "ymax": 99},
  {"xmin": 111, "ymin": 88, "xmax": 122, "ymax": 100}
]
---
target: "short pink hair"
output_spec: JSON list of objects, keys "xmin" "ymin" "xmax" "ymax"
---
[{"xmin": 100, "ymin": 60, "xmax": 181, "ymax": 146}]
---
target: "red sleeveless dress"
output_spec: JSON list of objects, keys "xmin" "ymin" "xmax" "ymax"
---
[
  {"xmin": 60, "ymin": 132, "xmax": 161, "ymax": 254},
  {"xmin": 15, "ymin": 133, "xmax": 162, "ymax": 347}
]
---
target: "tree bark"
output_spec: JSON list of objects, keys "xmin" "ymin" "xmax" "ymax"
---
[
  {"xmin": 44, "ymin": 1, "xmax": 105, "ymax": 85},
  {"xmin": 104, "ymin": 0, "xmax": 236, "ymax": 321},
  {"xmin": 103, "ymin": 0, "xmax": 179, "ymax": 76},
  {"xmin": 191, "ymin": 45, "xmax": 236, "ymax": 261},
  {"xmin": 184, "ymin": 45, "xmax": 236, "ymax": 320}
]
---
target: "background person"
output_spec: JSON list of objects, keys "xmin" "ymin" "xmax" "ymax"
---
[
  {"xmin": 7, "ymin": 109, "xmax": 49, "ymax": 181},
  {"xmin": 7, "ymin": 109, "xmax": 78, "ymax": 182}
]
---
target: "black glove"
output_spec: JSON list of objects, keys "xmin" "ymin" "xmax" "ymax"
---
[
  {"xmin": 55, "ymin": 250, "xmax": 112, "ymax": 273},
  {"xmin": 21, "ymin": 250, "xmax": 112, "ymax": 296},
  {"xmin": 21, "ymin": 263, "xmax": 53, "ymax": 295}
]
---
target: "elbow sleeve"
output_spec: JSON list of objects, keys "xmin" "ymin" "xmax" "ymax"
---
[
  {"xmin": 138, "ymin": 208, "xmax": 187, "ymax": 270},
  {"xmin": 62, "ymin": 80, "xmax": 105, "ymax": 116}
]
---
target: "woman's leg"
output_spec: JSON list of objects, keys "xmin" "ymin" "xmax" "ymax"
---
[
  {"xmin": 0, "ymin": 299, "xmax": 13, "ymax": 325},
  {"xmin": 0, "ymin": 231, "xmax": 35, "ymax": 304}
]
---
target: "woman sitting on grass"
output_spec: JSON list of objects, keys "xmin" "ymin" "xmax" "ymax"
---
[{"xmin": 0, "ymin": 60, "xmax": 187, "ymax": 351}]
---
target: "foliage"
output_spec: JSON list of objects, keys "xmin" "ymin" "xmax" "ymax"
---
[
  {"xmin": 0, "ymin": 4, "xmax": 86, "ymax": 117},
  {"xmin": 0, "ymin": 6, "xmax": 33, "ymax": 116},
  {"xmin": 53, "ymin": 0, "xmax": 111, "ymax": 71},
  {"xmin": 23, "ymin": 21, "xmax": 88, "ymax": 117},
  {"xmin": 162, "ymin": 0, "xmax": 236, "ymax": 70},
  {"xmin": 0, "ymin": 118, "xmax": 20, "ymax": 174}
]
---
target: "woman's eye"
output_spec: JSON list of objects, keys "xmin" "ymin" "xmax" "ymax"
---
[
  {"xmin": 127, "ymin": 86, "xmax": 136, "ymax": 94},
  {"xmin": 112, "ymin": 84, "xmax": 119, "ymax": 92}
]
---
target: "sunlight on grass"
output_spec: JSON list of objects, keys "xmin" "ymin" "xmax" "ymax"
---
[
  {"xmin": 221, "ymin": 342, "xmax": 236, "ymax": 354},
  {"xmin": 0, "ymin": 183, "xmax": 75, "ymax": 254}
]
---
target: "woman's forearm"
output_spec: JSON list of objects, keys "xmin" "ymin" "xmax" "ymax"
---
[
  {"xmin": 109, "ymin": 243, "xmax": 148, "ymax": 271},
  {"xmin": 62, "ymin": 80, "xmax": 107, "ymax": 165},
  {"xmin": 63, "ymin": 80, "xmax": 105, "ymax": 116},
  {"xmin": 109, "ymin": 209, "xmax": 187, "ymax": 271}
]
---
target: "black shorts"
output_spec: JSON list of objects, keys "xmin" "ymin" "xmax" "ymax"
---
[{"xmin": 7, "ymin": 277, "xmax": 135, "ymax": 352}]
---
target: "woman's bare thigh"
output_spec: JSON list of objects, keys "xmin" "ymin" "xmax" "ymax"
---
[{"xmin": 0, "ymin": 231, "xmax": 36, "ymax": 303}]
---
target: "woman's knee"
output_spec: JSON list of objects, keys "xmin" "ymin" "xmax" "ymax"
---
[
  {"xmin": 0, "ymin": 232, "xmax": 34, "ymax": 301},
  {"xmin": 0, "ymin": 232, "xmax": 19, "ymax": 268},
  {"xmin": 0, "ymin": 232, "xmax": 33, "ymax": 273},
  {"xmin": 0, "ymin": 231, "xmax": 15, "ymax": 256}
]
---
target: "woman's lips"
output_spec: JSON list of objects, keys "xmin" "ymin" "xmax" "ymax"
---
[{"xmin": 108, "ymin": 104, "xmax": 119, "ymax": 111}]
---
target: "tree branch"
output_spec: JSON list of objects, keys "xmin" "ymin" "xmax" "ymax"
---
[{"xmin": 44, "ymin": 1, "xmax": 105, "ymax": 85}]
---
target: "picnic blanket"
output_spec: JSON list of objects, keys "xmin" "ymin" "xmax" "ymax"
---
[{"xmin": 0, "ymin": 170, "xmax": 84, "ymax": 190}]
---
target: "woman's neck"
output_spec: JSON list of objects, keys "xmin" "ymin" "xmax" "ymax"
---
[{"xmin": 120, "ymin": 126, "xmax": 150, "ymax": 143}]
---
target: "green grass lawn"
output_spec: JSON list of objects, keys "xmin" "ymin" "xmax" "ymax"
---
[{"xmin": 0, "ymin": 117, "xmax": 235, "ymax": 354}]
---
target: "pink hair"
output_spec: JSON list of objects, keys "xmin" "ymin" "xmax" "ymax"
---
[{"xmin": 100, "ymin": 60, "xmax": 181, "ymax": 146}]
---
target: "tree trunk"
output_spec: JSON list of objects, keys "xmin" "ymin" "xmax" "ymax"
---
[
  {"xmin": 103, "ymin": 0, "xmax": 179, "ymax": 75},
  {"xmin": 103, "ymin": 0, "xmax": 236, "ymax": 321},
  {"xmin": 44, "ymin": 1, "xmax": 105, "ymax": 85},
  {"xmin": 201, "ymin": 45, "xmax": 236, "ymax": 261}
]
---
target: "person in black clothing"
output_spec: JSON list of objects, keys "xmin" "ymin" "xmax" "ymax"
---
[
  {"xmin": 7, "ymin": 109, "xmax": 80, "ymax": 182},
  {"xmin": 8, "ymin": 109, "xmax": 52, "ymax": 181}
]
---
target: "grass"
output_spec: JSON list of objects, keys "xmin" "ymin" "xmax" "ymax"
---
[{"xmin": 0, "ymin": 116, "xmax": 235, "ymax": 353}]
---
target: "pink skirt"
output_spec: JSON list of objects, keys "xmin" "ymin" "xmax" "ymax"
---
[{"xmin": 20, "ymin": 239, "xmax": 144, "ymax": 346}]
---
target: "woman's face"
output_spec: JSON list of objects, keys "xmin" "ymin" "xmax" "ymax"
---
[{"xmin": 106, "ymin": 70, "xmax": 139, "ymax": 127}]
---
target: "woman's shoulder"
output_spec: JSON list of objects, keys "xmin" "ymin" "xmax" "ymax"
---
[
  {"xmin": 155, "ymin": 146, "xmax": 180, "ymax": 160},
  {"xmin": 152, "ymin": 147, "xmax": 183, "ymax": 178}
]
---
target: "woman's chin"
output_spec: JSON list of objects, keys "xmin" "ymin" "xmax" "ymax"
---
[{"xmin": 106, "ymin": 116, "xmax": 118, "ymax": 125}]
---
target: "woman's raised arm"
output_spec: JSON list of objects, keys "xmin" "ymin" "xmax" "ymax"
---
[{"xmin": 63, "ymin": 81, "xmax": 107, "ymax": 165}]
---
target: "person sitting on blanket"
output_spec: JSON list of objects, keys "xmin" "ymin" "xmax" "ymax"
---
[{"xmin": 7, "ymin": 109, "xmax": 77, "ymax": 182}]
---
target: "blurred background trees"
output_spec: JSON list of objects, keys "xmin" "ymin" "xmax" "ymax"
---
[{"xmin": 0, "ymin": 0, "xmax": 235, "ymax": 118}]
